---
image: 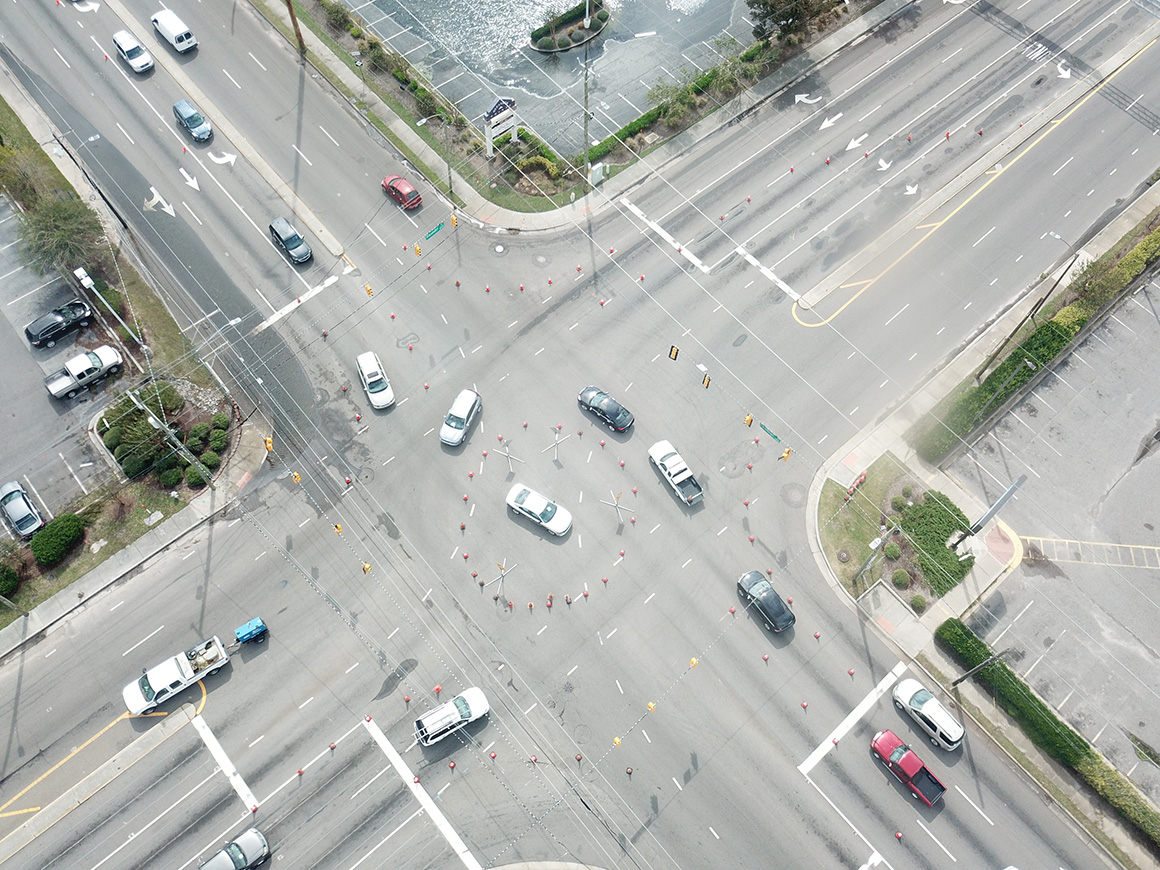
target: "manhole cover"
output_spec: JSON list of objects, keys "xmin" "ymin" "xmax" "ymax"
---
[
  {"xmin": 837, "ymin": 549, "xmax": 850, "ymax": 563},
  {"xmin": 781, "ymin": 483, "xmax": 806, "ymax": 508}
]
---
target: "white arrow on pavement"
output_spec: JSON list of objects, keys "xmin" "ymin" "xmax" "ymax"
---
[
  {"xmin": 72, "ymin": 1, "xmax": 101, "ymax": 11},
  {"xmin": 904, "ymin": 184, "xmax": 918, "ymax": 196},
  {"xmin": 944, "ymin": 0, "xmax": 965, "ymax": 4},
  {"xmin": 179, "ymin": 168, "xmax": 200, "ymax": 191},
  {"xmin": 819, "ymin": 113, "xmax": 843, "ymax": 130},
  {"xmin": 208, "ymin": 151, "xmax": 237, "ymax": 166},
  {"xmin": 144, "ymin": 187, "xmax": 175, "ymax": 216},
  {"xmin": 877, "ymin": 158, "xmax": 891, "ymax": 171},
  {"xmin": 795, "ymin": 93, "xmax": 822, "ymax": 105},
  {"xmin": 845, "ymin": 133, "xmax": 869, "ymax": 151},
  {"xmin": 1057, "ymin": 61, "xmax": 1071, "ymax": 79}
]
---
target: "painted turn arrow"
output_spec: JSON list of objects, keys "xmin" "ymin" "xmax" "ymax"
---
[
  {"xmin": 819, "ymin": 113, "xmax": 843, "ymax": 130},
  {"xmin": 144, "ymin": 187, "xmax": 176, "ymax": 216},
  {"xmin": 1056, "ymin": 61, "xmax": 1071, "ymax": 79},
  {"xmin": 845, "ymin": 134, "xmax": 869, "ymax": 151},
  {"xmin": 877, "ymin": 159, "xmax": 892, "ymax": 171},
  {"xmin": 208, "ymin": 151, "xmax": 238, "ymax": 166},
  {"xmin": 179, "ymin": 168, "xmax": 200, "ymax": 191},
  {"xmin": 904, "ymin": 184, "xmax": 918, "ymax": 196},
  {"xmin": 795, "ymin": 93, "xmax": 822, "ymax": 104}
]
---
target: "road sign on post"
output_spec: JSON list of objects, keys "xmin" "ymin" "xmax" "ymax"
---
[
  {"xmin": 759, "ymin": 423, "xmax": 781, "ymax": 442},
  {"xmin": 424, "ymin": 222, "xmax": 445, "ymax": 240}
]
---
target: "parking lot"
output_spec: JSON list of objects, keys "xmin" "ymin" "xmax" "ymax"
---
[
  {"xmin": 0, "ymin": 196, "xmax": 125, "ymax": 538},
  {"xmin": 945, "ymin": 275, "xmax": 1160, "ymax": 803}
]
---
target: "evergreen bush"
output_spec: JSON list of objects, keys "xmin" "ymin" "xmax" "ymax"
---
[
  {"xmin": 883, "ymin": 541, "xmax": 902, "ymax": 560},
  {"xmin": 208, "ymin": 429, "xmax": 228, "ymax": 452},
  {"xmin": 891, "ymin": 569, "xmax": 909, "ymax": 589},
  {"xmin": 185, "ymin": 465, "xmax": 206, "ymax": 488},
  {"xmin": 211, "ymin": 413, "xmax": 230, "ymax": 430},
  {"xmin": 0, "ymin": 564, "xmax": 18, "ymax": 596},
  {"xmin": 200, "ymin": 451, "xmax": 220, "ymax": 470},
  {"xmin": 159, "ymin": 468, "xmax": 183, "ymax": 488},
  {"xmin": 30, "ymin": 514, "xmax": 84, "ymax": 566},
  {"xmin": 103, "ymin": 426, "xmax": 123, "ymax": 450}
]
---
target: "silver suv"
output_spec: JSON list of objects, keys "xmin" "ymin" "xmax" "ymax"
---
[
  {"xmin": 269, "ymin": 217, "xmax": 312, "ymax": 264},
  {"xmin": 173, "ymin": 99, "xmax": 212, "ymax": 141}
]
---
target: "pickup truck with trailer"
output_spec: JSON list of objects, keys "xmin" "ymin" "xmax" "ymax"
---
[
  {"xmin": 871, "ymin": 729, "xmax": 947, "ymax": 806},
  {"xmin": 45, "ymin": 345, "xmax": 122, "ymax": 399},
  {"xmin": 647, "ymin": 440, "xmax": 704, "ymax": 505},
  {"xmin": 123, "ymin": 636, "xmax": 230, "ymax": 715}
]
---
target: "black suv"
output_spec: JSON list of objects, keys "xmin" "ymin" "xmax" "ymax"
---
[{"xmin": 24, "ymin": 298, "xmax": 93, "ymax": 348}]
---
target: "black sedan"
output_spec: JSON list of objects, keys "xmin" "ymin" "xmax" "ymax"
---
[
  {"xmin": 737, "ymin": 570, "xmax": 795, "ymax": 633},
  {"xmin": 577, "ymin": 386, "xmax": 634, "ymax": 432},
  {"xmin": 24, "ymin": 298, "xmax": 92, "ymax": 348}
]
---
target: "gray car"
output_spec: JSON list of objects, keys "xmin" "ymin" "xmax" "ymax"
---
[
  {"xmin": 269, "ymin": 217, "xmax": 312, "ymax": 264},
  {"xmin": 200, "ymin": 827, "xmax": 269, "ymax": 870},
  {"xmin": 173, "ymin": 98, "xmax": 212, "ymax": 141},
  {"xmin": 0, "ymin": 481, "xmax": 43, "ymax": 539}
]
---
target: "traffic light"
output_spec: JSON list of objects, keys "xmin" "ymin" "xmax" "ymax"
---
[
  {"xmin": 702, "ymin": 374, "xmax": 711, "ymax": 389},
  {"xmin": 415, "ymin": 243, "xmax": 421, "ymax": 256},
  {"xmin": 292, "ymin": 472, "xmax": 301, "ymax": 484},
  {"xmin": 780, "ymin": 448, "xmax": 793, "ymax": 461},
  {"xmin": 362, "ymin": 562, "xmax": 372, "ymax": 574},
  {"xmin": 365, "ymin": 283, "xmax": 373, "ymax": 297},
  {"xmin": 669, "ymin": 345, "xmax": 679, "ymax": 361},
  {"xmin": 334, "ymin": 524, "xmax": 342, "ymax": 534},
  {"xmin": 451, "ymin": 213, "xmax": 457, "ymax": 227},
  {"xmin": 264, "ymin": 436, "xmax": 273, "ymax": 452},
  {"xmin": 744, "ymin": 414, "xmax": 753, "ymax": 427}
]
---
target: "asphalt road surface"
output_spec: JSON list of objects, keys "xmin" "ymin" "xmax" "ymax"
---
[{"xmin": 0, "ymin": 0, "xmax": 1157, "ymax": 867}]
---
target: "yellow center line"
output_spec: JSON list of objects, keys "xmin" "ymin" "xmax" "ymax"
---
[
  {"xmin": 0, "ymin": 682, "xmax": 209, "ymax": 823},
  {"xmin": 0, "ymin": 807, "xmax": 41, "ymax": 819},
  {"xmin": 793, "ymin": 38, "xmax": 1155, "ymax": 327}
]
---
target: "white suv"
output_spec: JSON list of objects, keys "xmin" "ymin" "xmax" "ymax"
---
[
  {"xmin": 356, "ymin": 352, "xmax": 394, "ymax": 409},
  {"xmin": 892, "ymin": 678, "xmax": 964, "ymax": 750},
  {"xmin": 414, "ymin": 687, "xmax": 489, "ymax": 746}
]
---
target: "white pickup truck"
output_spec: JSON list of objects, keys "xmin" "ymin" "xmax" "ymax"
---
[
  {"xmin": 648, "ymin": 440, "xmax": 705, "ymax": 505},
  {"xmin": 123, "ymin": 636, "xmax": 230, "ymax": 714},
  {"xmin": 44, "ymin": 345, "xmax": 122, "ymax": 399}
]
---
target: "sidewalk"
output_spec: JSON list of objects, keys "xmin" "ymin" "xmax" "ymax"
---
[{"xmin": 803, "ymin": 167, "xmax": 1160, "ymax": 870}]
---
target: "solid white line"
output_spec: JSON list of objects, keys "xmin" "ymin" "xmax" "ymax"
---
[
  {"xmin": 798, "ymin": 661, "xmax": 907, "ymax": 774},
  {"xmin": 351, "ymin": 766, "xmax": 391, "ymax": 800},
  {"xmin": 915, "ymin": 818, "xmax": 956, "ymax": 860},
  {"xmin": 953, "ymin": 784, "xmax": 994, "ymax": 824},
  {"xmin": 800, "ymin": 773, "xmax": 885, "ymax": 863},
  {"xmin": 192, "ymin": 715, "xmax": 258, "ymax": 809},
  {"xmin": 362, "ymin": 718, "xmax": 482, "ymax": 869},
  {"xmin": 348, "ymin": 807, "xmax": 425, "ymax": 869}
]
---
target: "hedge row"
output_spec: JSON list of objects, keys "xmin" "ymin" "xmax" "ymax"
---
[
  {"xmin": 899, "ymin": 490, "xmax": 973, "ymax": 595},
  {"xmin": 935, "ymin": 618, "xmax": 1160, "ymax": 849},
  {"xmin": 583, "ymin": 106, "xmax": 663, "ymax": 165},
  {"xmin": 29, "ymin": 514, "xmax": 85, "ymax": 567},
  {"xmin": 915, "ymin": 217, "xmax": 1160, "ymax": 463}
]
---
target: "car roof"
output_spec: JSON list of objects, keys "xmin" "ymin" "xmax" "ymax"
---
[
  {"xmin": 113, "ymin": 30, "xmax": 139, "ymax": 46},
  {"xmin": 450, "ymin": 388, "xmax": 478, "ymax": 412},
  {"xmin": 0, "ymin": 481, "xmax": 22, "ymax": 499},
  {"xmin": 356, "ymin": 351, "xmax": 381, "ymax": 372}
]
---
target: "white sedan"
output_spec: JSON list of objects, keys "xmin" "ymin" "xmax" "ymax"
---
[
  {"xmin": 505, "ymin": 483, "xmax": 572, "ymax": 536},
  {"xmin": 356, "ymin": 351, "xmax": 394, "ymax": 409},
  {"xmin": 892, "ymin": 677, "xmax": 965, "ymax": 750}
]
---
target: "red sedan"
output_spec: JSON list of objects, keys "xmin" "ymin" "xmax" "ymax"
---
[{"xmin": 382, "ymin": 175, "xmax": 422, "ymax": 209}]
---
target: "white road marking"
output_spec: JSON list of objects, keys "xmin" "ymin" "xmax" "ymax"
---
[
  {"xmin": 798, "ymin": 661, "xmax": 907, "ymax": 774},
  {"xmin": 954, "ymin": 784, "xmax": 994, "ymax": 824},
  {"xmin": 123, "ymin": 625, "xmax": 165, "ymax": 657},
  {"xmin": 362, "ymin": 718, "xmax": 482, "ymax": 869},
  {"xmin": 915, "ymin": 817, "xmax": 956, "ymax": 860},
  {"xmin": 193, "ymin": 714, "xmax": 259, "ymax": 809}
]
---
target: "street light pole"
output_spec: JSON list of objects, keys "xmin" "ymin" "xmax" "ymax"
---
[{"xmin": 417, "ymin": 113, "xmax": 454, "ymax": 200}]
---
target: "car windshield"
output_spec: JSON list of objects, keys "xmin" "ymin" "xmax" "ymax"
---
[
  {"xmin": 185, "ymin": 110, "xmax": 204, "ymax": 126},
  {"xmin": 365, "ymin": 374, "xmax": 387, "ymax": 393},
  {"xmin": 444, "ymin": 413, "xmax": 465, "ymax": 430},
  {"xmin": 125, "ymin": 44, "xmax": 145, "ymax": 59},
  {"xmin": 910, "ymin": 688, "xmax": 934, "ymax": 708},
  {"xmin": 223, "ymin": 842, "xmax": 246, "ymax": 867},
  {"xmin": 284, "ymin": 231, "xmax": 303, "ymax": 247},
  {"xmin": 453, "ymin": 696, "xmax": 472, "ymax": 720},
  {"xmin": 137, "ymin": 672, "xmax": 156, "ymax": 702},
  {"xmin": 611, "ymin": 407, "xmax": 632, "ymax": 425},
  {"xmin": 404, "ymin": 189, "xmax": 419, "ymax": 202},
  {"xmin": 537, "ymin": 502, "xmax": 558, "ymax": 523},
  {"xmin": 749, "ymin": 578, "xmax": 774, "ymax": 597},
  {"xmin": 888, "ymin": 744, "xmax": 908, "ymax": 764}
]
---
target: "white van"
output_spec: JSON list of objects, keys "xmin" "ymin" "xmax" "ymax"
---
[
  {"xmin": 413, "ymin": 687, "xmax": 489, "ymax": 747},
  {"xmin": 151, "ymin": 9, "xmax": 197, "ymax": 53}
]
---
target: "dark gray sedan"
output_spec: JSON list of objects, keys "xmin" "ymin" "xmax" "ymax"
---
[
  {"xmin": 577, "ymin": 386, "xmax": 634, "ymax": 432},
  {"xmin": 24, "ymin": 298, "xmax": 92, "ymax": 348},
  {"xmin": 737, "ymin": 570, "xmax": 795, "ymax": 633}
]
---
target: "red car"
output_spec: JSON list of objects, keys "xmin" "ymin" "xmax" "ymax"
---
[
  {"xmin": 871, "ymin": 729, "xmax": 947, "ymax": 806},
  {"xmin": 382, "ymin": 175, "xmax": 422, "ymax": 209}
]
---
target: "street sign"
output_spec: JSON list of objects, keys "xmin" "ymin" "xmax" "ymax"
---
[
  {"xmin": 424, "ymin": 222, "xmax": 445, "ymax": 240},
  {"xmin": 759, "ymin": 423, "xmax": 781, "ymax": 442}
]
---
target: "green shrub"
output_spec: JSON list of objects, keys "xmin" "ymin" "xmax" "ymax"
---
[
  {"xmin": 596, "ymin": 8, "xmax": 609, "ymax": 21},
  {"xmin": 156, "ymin": 452, "xmax": 180, "ymax": 472},
  {"xmin": 103, "ymin": 426, "xmax": 123, "ymax": 450},
  {"xmin": 883, "ymin": 541, "xmax": 902, "ymax": 560},
  {"xmin": 30, "ymin": 514, "xmax": 84, "ymax": 567},
  {"xmin": 517, "ymin": 155, "xmax": 561, "ymax": 180},
  {"xmin": 901, "ymin": 490, "xmax": 973, "ymax": 595},
  {"xmin": 537, "ymin": 36, "xmax": 555, "ymax": 50},
  {"xmin": 97, "ymin": 417, "xmax": 110, "ymax": 435},
  {"xmin": 200, "ymin": 451, "xmax": 220, "ymax": 470},
  {"xmin": 122, "ymin": 455, "xmax": 148, "ymax": 479},
  {"xmin": 113, "ymin": 444, "xmax": 130, "ymax": 462},
  {"xmin": 910, "ymin": 594, "xmax": 926, "ymax": 612},
  {"xmin": 892, "ymin": 569, "xmax": 910, "ymax": 589},
  {"xmin": 1073, "ymin": 755, "xmax": 1160, "ymax": 848},
  {"xmin": 414, "ymin": 87, "xmax": 440, "ymax": 117},
  {"xmin": 902, "ymin": 485, "xmax": 912, "ymax": 498},
  {"xmin": 584, "ymin": 106, "xmax": 663, "ymax": 165},
  {"xmin": 322, "ymin": 0, "xmax": 352, "ymax": 31},
  {"xmin": 890, "ymin": 495, "xmax": 908, "ymax": 513},
  {"xmin": 209, "ymin": 429, "xmax": 228, "ymax": 452},
  {"xmin": 0, "ymin": 564, "xmax": 18, "ymax": 596},
  {"xmin": 556, "ymin": 33, "xmax": 572, "ymax": 47},
  {"xmin": 211, "ymin": 413, "xmax": 230, "ymax": 431},
  {"xmin": 349, "ymin": 26, "xmax": 362, "ymax": 40},
  {"xmin": 185, "ymin": 465, "xmax": 206, "ymax": 488},
  {"xmin": 158, "ymin": 468, "xmax": 183, "ymax": 488},
  {"xmin": 185, "ymin": 422, "xmax": 212, "ymax": 452}
]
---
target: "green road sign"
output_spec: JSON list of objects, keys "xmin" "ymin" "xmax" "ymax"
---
[
  {"xmin": 424, "ymin": 222, "xmax": 445, "ymax": 240},
  {"xmin": 759, "ymin": 423, "xmax": 781, "ymax": 442}
]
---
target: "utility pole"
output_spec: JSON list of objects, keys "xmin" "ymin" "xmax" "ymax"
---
[
  {"xmin": 951, "ymin": 649, "xmax": 1014, "ymax": 687},
  {"xmin": 284, "ymin": 0, "xmax": 306, "ymax": 54},
  {"xmin": 127, "ymin": 391, "xmax": 216, "ymax": 491}
]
